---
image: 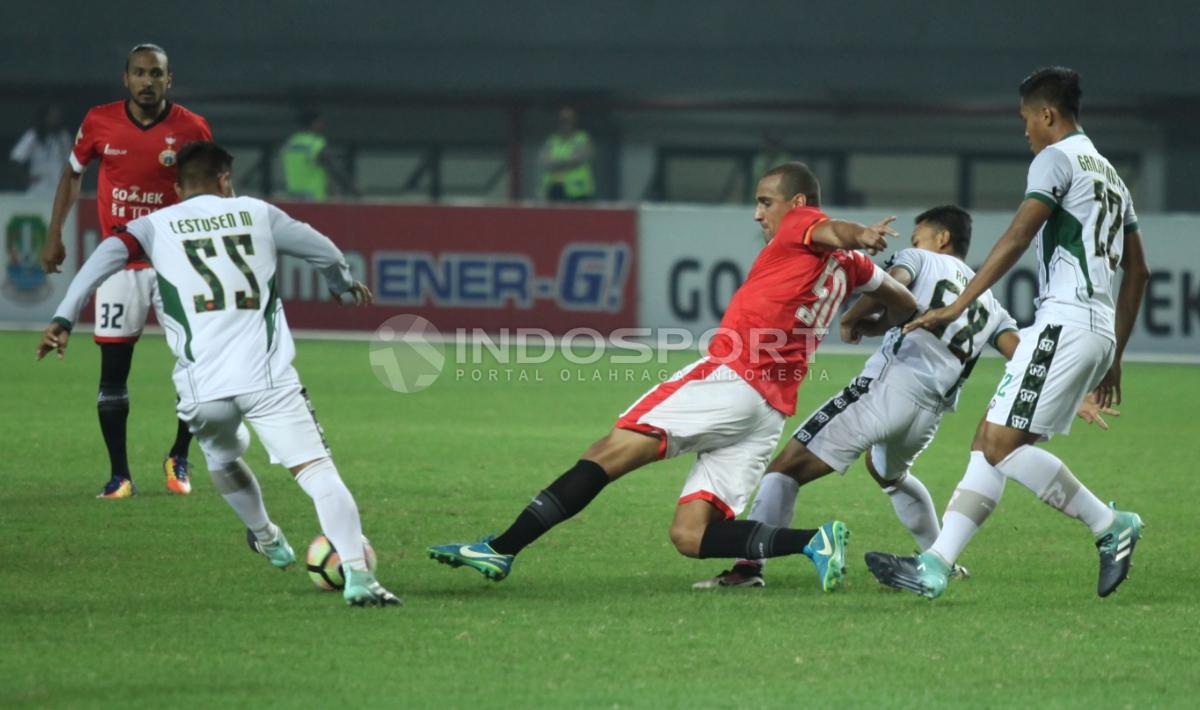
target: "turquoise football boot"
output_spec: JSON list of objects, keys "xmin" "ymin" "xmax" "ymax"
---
[
  {"xmin": 803, "ymin": 521, "xmax": 850, "ymax": 592},
  {"xmin": 428, "ymin": 536, "xmax": 514, "ymax": 582},
  {"xmin": 865, "ymin": 549, "xmax": 949, "ymax": 599},
  {"xmin": 245, "ymin": 527, "xmax": 296, "ymax": 570},
  {"xmin": 343, "ymin": 568, "xmax": 403, "ymax": 607},
  {"xmin": 1095, "ymin": 502, "xmax": 1144, "ymax": 598}
]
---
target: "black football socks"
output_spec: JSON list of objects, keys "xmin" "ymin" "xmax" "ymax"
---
[
  {"xmin": 697, "ymin": 520, "xmax": 818, "ymax": 560},
  {"xmin": 489, "ymin": 459, "xmax": 610, "ymax": 555},
  {"xmin": 98, "ymin": 342, "xmax": 134, "ymax": 479}
]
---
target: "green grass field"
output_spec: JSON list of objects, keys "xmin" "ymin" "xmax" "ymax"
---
[{"xmin": 2, "ymin": 329, "xmax": 1197, "ymax": 708}]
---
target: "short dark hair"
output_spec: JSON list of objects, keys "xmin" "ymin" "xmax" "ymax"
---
[
  {"xmin": 126, "ymin": 43, "xmax": 168, "ymax": 71},
  {"xmin": 915, "ymin": 205, "xmax": 972, "ymax": 258},
  {"xmin": 175, "ymin": 141, "xmax": 234, "ymax": 186},
  {"xmin": 1019, "ymin": 66, "xmax": 1082, "ymax": 120},
  {"xmin": 762, "ymin": 161, "xmax": 821, "ymax": 206}
]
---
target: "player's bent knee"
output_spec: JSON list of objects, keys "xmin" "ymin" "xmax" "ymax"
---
[
  {"xmin": 970, "ymin": 417, "xmax": 991, "ymax": 453},
  {"xmin": 975, "ymin": 422, "xmax": 1033, "ymax": 466},
  {"xmin": 668, "ymin": 521, "xmax": 704, "ymax": 558}
]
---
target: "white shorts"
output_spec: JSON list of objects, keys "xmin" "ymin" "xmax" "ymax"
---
[
  {"xmin": 793, "ymin": 376, "xmax": 942, "ymax": 480},
  {"xmin": 93, "ymin": 268, "xmax": 162, "ymax": 343},
  {"xmin": 986, "ymin": 322, "xmax": 1115, "ymax": 438},
  {"xmin": 177, "ymin": 385, "xmax": 331, "ymax": 470},
  {"xmin": 616, "ymin": 358, "xmax": 785, "ymax": 518}
]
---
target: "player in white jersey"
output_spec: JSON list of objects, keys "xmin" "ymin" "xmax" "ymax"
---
[
  {"xmin": 36, "ymin": 142, "xmax": 400, "ymax": 607},
  {"xmin": 695, "ymin": 206, "xmax": 1115, "ymax": 589},
  {"xmin": 866, "ymin": 67, "xmax": 1151, "ymax": 599}
]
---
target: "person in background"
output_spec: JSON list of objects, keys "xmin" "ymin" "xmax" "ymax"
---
[
  {"xmin": 281, "ymin": 108, "xmax": 359, "ymax": 201},
  {"xmin": 41, "ymin": 44, "xmax": 212, "ymax": 499},
  {"xmin": 10, "ymin": 104, "xmax": 73, "ymax": 194},
  {"xmin": 540, "ymin": 106, "xmax": 595, "ymax": 202}
]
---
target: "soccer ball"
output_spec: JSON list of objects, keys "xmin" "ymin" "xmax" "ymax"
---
[{"xmin": 305, "ymin": 534, "xmax": 378, "ymax": 591}]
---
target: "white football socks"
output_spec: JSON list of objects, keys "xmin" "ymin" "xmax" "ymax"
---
[
  {"xmin": 747, "ymin": 472, "xmax": 800, "ymax": 527},
  {"xmin": 993, "ymin": 445, "xmax": 1115, "ymax": 535},
  {"xmin": 210, "ymin": 458, "xmax": 276, "ymax": 543},
  {"xmin": 738, "ymin": 472, "xmax": 800, "ymax": 567},
  {"xmin": 739, "ymin": 468, "xmax": 943, "ymax": 566},
  {"xmin": 930, "ymin": 452, "xmax": 1006, "ymax": 566},
  {"xmin": 882, "ymin": 473, "xmax": 940, "ymax": 551},
  {"xmin": 295, "ymin": 458, "xmax": 368, "ymax": 571}
]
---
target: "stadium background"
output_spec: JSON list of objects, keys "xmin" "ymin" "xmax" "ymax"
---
[
  {"xmin": 3, "ymin": 2, "xmax": 1198, "ymax": 357},
  {"xmin": 2, "ymin": 3, "xmax": 1199, "ymax": 708}
]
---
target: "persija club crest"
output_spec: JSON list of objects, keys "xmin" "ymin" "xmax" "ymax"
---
[{"xmin": 160, "ymin": 135, "xmax": 177, "ymax": 166}]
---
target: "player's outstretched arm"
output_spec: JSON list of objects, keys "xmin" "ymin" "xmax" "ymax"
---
[
  {"xmin": 1094, "ymin": 230, "xmax": 1150, "ymax": 407},
  {"xmin": 36, "ymin": 321, "xmax": 71, "ymax": 361},
  {"xmin": 839, "ymin": 296, "xmax": 883, "ymax": 343},
  {"xmin": 839, "ymin": 266, "xmax": 915, "ymax": 342},
  {"xmin": 905, "ymin": 198, "xmax": 1050, "ymax": 334},
  {"xmin": 993, "ymin": 331, "xmax": 1021, "ymax": 360},
  {"xmin": 857, "ymin": 270, "xmax": 917, "ymax": 330},
  {"xmin": 36, "ymin": 238, "xmax": 130, "ymax": 360},
  {"xmin": 810, "ymin": 216, "xmax": 897, "ymax": 254},
  {"xmin": 1076, "ymin": 392, "xmax": 1120, "ymax": 430},
  {"xmin": 267, "ymin": 204, "xmax": 357, "ymax": 297},
  {"xmin": 41, "ymin": 165, "xmax": 83, "ymax": 273},
  {"xmin": 334, "ymin": 281, "xmax": 373, "ymax": 306}
]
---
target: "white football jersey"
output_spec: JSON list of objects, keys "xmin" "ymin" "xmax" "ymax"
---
[
  {"xmin": 123, "ymin": 195, "xmax": 352, "ymax": 404},
  {"xmin": 860, "ymin": 249, "xmax": 1018, "ymax": 411},
  {"xmin": 1024, "ymin": 132, "xmax": 1137, "ymax": 340}
]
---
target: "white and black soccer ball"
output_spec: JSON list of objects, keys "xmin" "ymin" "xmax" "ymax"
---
[{"xmin": 305, "ymin": 534, "xmax": 378, "ymax": 591}]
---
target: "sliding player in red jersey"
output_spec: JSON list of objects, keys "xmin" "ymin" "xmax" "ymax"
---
[
  {"xmin": 41, "ymin": 44, "xmax": 212, "ymax": 498},
  {"xmin": 429, "ymin": 162, "xmax": 918, "ymax": 589}
]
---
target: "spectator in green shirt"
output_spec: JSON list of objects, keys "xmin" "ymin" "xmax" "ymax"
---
[
  {"xmin": 281, "ymin": 109, "xmax": 359, "ymax": 201},
  {"xmin": 540, "ymin": 106, "xmax": 595, "ymax": 202}
]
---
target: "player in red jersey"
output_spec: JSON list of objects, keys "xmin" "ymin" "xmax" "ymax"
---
[
  {"xmin": 41, "ymin": 44, "xmax": 213, "ymax": 499},
  {"xmin": 429, "ymin": 163, "xmax": 919, "ymax": 589}
]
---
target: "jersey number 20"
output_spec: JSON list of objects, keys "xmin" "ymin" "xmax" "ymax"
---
[{"xmin": 184, "ymin": 235, "xmax": 261, "ymax": 313}]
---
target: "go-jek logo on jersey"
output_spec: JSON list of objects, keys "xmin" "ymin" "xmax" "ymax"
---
[
  {"xmin": 373, "ymin": 244, "xmax": 629, "ymax": 312},
  {"xmin": 111, "ymin": 185, "xmax": 166, "ymax": 206},
  {"xmin": 110, "ymin": 185, "xmax": 168, "ymax": 220}
]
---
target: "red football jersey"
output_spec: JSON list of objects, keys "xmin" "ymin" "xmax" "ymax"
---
[
  {"xmin": 706, "ymin": 206, "xmax": 881, "ymax": 415},
  {"xmin": 70, "ymin": 100, "xmax": 212, "ymax": 268}
]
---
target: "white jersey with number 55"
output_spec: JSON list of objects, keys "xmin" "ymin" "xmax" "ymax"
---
[
  {"xmin": 862, "ymin": 248, "xmax": 1018, "ymax": 411},
  {"xmin": 121, "ymin": 195, "xmax": 353, "ymax": 404},
  {"xmin": 1024, "ymin": 132, "xmax": 1137, "ymax": 341}
]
